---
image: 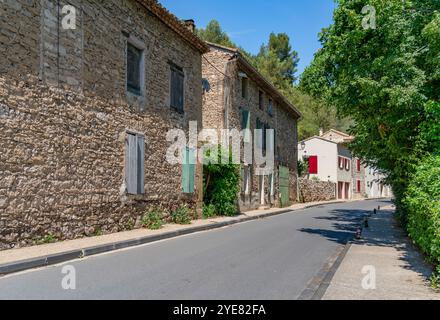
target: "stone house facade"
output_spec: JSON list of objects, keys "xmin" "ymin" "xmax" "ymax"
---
[
  {"xmin": 202, "ymin": 43, "xmax": 302, "ymax": 210},
  {"xmin": 0, "ymin": 0, "xmax": 208, "ymax": 249}
]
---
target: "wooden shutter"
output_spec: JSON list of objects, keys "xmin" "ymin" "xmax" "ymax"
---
[
  {"xmin": 309, "ymin": 156, "xmax": 318, "ymax": 174},
  {"xmin": 127, "ymin": 44, "xmax": 141, "ymax": 94},
  {"xmin": 182, "ymin": 148, "xmax": 195, "ymax": 193},
  {"xmin": 126, "ymin": 133, "xmax": 137, "ymax": 194},
  {"xmin": 171, "ymin": 65, "xmax": 184, "ymax": 112},
  {"xmin": 125, "ymin": 133, "xmax": 145, "ymax": 195},
  {"xmin": 357, "ymin": 180, "xmax": 361, "ymax": 193},
  {"xmin": 137, "ymin": 134, "xmax": 145, "ymax": 194}
]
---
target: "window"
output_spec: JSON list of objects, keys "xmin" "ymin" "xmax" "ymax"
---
[
  {"xmin": 242, "ymin": 165, "xmax": 251, "ymax": 195},
  {"xmin": 241, "ymin": 109, "xmax": 251, "ymax": 143},
  {"xmin": 338, "ymin": 157, "xmax": 344, "ymax": 169},
  {"xmin": 345, "ymin": 158, "xmax": 351, "ymax": 171},
  {"xmin": 125, "ymin": 132, "xmax": 145, "ymax": 195},
  {"xmin": 357, "ymin": 180, "xmax": 361, "ymax": 193},
  {"xmin": 268, "ymin": 99, "xmax": 273, "ymax": 117},
  {"xmin": 357, "ymin": 159, "xmax": 361, "ymax": 172},
  {"xmin": 241, "ymin": 77, "xmax": 248, "ymax": 99},
  {"xmin": 309, "ymin": 156, "xmax": 318, "ymax": 174},
  {"xmin": 170, "ymin": 64, "xmax": 185, "ymax": 112},
  {"xmin": 127, "ymin": 43, "xmax": 143, "ymax": 95},
  {"xmin": 259, "ymin": 91, "xmax": 264, "ymax": 109},
  {"xmin": 182, "ymin": 147, "xmax": 196, "ymax": 194}
]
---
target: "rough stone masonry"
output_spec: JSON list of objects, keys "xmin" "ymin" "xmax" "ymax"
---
[{"xmin": 0, "ymin": 0, "xmax": 208, "ymax": 249}]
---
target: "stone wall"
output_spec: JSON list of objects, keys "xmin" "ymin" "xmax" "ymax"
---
[
  {"xmin": 299, "ymin": 179, "xmax": 336, "ymax": 203},
  {"xmin": 0, "ymin": 0, "xmax": 204, "ymax": 249},
  {"xmin": 202, "ymin": 46, "xmax": 299, "ymax": 210}
]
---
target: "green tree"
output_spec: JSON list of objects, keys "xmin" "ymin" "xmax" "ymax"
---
[
  {"xmin": 197, "ymin": 20, "xmax": 236, "ymax": 47},
  {"xmin": 300, "ymin": 0, "xmax": 439, "ymax": 224}
]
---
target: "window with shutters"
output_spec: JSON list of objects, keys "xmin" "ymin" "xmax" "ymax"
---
[
  {"xmin": 127, "ymin": 43, "xmax": 143, "ymax": 95},
  {"xmin": 182, "ymin": 147, "xmax": 196, "ymax": 194},
  {"xmin": 357, "ymin": 180, "xmax": 361, "ymax": 193},
  {"xmin": 259, "ymin": 91, "xmax": 264, "ymax": 109},
  {"xmin": 268, "ymin": 99, "xmax": 273, "ymax": 117},
  {"xmin": 125, "ymin": 132, "xmax": 145, "ymax": 195},
  {"xmin": 241, "ymin": 109, "xmax": 251, "ymax": 143},
  {"xmin": 241, "ymin": 77, "xmax": 248, "ymax": 99},
  {"xmin": 170, "ymin": 64, "xmax": 185, "ymax": 113}
]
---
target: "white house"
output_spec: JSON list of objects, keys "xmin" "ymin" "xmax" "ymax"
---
[
  {"xmin": 365, "ymin": 167, "xmax": 393, "ymax": 198},
  {"xmin": 298, "ymin": 131, "xmax": 355, "ymax": 200},
  {"xmin": 298, "ymin": 129, "xmax": 392, "ymax": 200}
]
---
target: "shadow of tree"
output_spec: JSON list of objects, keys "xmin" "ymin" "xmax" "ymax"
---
[{"xmin": 300, "ymin": 203, "xmax": 437, "ymax": 286}]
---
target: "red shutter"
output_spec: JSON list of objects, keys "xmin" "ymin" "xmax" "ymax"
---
[
  {"xmin": 309, "ymin": 156, "xmax": 318, "ymax": 174},
  {"xmin": 357, "ymin": 159, "xmax": 361, "ymax": 172},
  {"xmin": 357, "ymin": 180, "xmax": 361, "ymax": 192}
]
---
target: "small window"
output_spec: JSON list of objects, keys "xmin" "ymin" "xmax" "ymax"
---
[
  {"xmin": 268, "ymin": 99, "xmax": 273, "ymax": 117},
  {"xmin": 125, "ymin": 132, "xmax": 145, "ymax": 195},
  {"xmin": 241, "ymin": 77, "xmax": 248, "ymax": 99},
  {"xmin": 241, "ymin": 109, "xmax": 251, "ymax": 143},
  {"xmin": 357, "ymin": 180, "xmax": 361, "ymax": 193},
  {"xmin": 259, "ymin": 91, "xmax": 264, "ymax": 109},
  {"xmin": 170, "ymin": 64, "xmax": 185, "ymax": 113},
  {"xmin": 127, "ymin": 43, "xmax": 143, "ymax": 95},
  {"xmin": 357, "ymin": 159, "xmax": 361, "ymax": 172}
]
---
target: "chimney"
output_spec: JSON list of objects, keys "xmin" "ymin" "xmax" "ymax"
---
[
  {"xmin": 183, "ymin": 19, "xmax": 196, "ymax": 34},
  {"xmin": 319, "ymin": 128, "xmax": 324, "ymax": 136}
]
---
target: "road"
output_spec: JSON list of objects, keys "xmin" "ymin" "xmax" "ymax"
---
[{"xmin": 0, "ymin": 200, "xmax": 389, "ymax": 300}]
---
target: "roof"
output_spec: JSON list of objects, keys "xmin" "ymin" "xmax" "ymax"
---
[
  {"xmin": 206, "ymin": 43, "xmax": 302, "ymax": 120},
  {"xmin": 137, "ymin": 0, "xmax": 209, "ymax": 54},
  {"xmin": 299, "ymin": 136, "xmax": 338, "ymax": 145},
  {"xmin": 321, "ymin": 129, "xmax": 352, "ymax": 138}
]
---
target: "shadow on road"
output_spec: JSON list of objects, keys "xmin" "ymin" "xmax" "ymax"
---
[{"xmin": 299, "ymin": 208, "xmax": 371, "ymax": 245}]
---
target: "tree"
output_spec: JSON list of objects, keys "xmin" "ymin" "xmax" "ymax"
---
[
  {"xmin": 197, "ymin": 20, "xmax": 236, "ymax": 48},
  {"xmin": 300, "ymin": 0, "xmax": 440, "ymax": 224},
  {"xmin": 254, "ymin": 33, "xmax": 300, "ymax": 87}
]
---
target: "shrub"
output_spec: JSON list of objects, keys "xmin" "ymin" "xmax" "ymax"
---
[
  {"xmin": 141, "ymin": 209, "xmax": 164, "ymax": 230},
  {"xmin": 203, "ymin": 147, "xmax": 240, "ymax": 217},
  {"xmin": 202, "ymin": 204, "xmax": 217, "ymax": 219},
  {"xmin": 171, "ymin": 206, "xmax": 192, "ymax": 225},
  {"xmin": 404, "ymin": 155, "xmax": 440, "ymax": 283}
]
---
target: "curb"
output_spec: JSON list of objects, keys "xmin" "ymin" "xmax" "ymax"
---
[{"xmin": 0, "ymin": 199, "xmax": 369, "ymax": 276}]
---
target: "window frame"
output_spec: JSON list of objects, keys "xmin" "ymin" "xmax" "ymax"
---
[
  {"xmin": 169, "ymin": 62, "xmax": 185, "ymax": 113},
  {"xmin": 126, "ymin": 38, "xmax": 145, "ymax": 97}
]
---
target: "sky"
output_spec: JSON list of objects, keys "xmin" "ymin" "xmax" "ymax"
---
[{"xmin": 160, "ymin": 0, "xmax": 336, "ymax": 77}]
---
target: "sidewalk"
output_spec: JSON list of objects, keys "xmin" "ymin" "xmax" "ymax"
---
[
  {"xmin": 323, "ymin": 206, "xmax": 440, "ymax": 300},
  {"xmin": 0, "ymin": 199, "xmax": 352, "ymax": 275}
]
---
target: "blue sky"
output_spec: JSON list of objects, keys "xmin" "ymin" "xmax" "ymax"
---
[{"xmin": 160, "ymin": 0, "xmax": 336, "ymax": 77}]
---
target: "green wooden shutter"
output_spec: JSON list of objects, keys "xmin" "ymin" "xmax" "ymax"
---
[{"xmin": 182, "ymin": 148, "xmax": 195, "ymax": 193}]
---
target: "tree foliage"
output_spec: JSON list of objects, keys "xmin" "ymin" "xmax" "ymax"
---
[{"xmin": 300, "ymin": 0, "xmax": 439, "ymax": 222}]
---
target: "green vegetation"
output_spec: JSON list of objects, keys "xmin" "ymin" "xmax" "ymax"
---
[
  {"xmin": 39, "ymin": 232, "xmax": 57, "ymax": 244},
  {"xmin": 404, "ymin": 156, "xmax": 440, "ymax": 285},
  {"xmin": 171, "ymin": 206, "xmax": 192, "ymax": 225},
  {"xmin": 202, "ymin": 204, "xmax": 217, "ymax": 219},
  {"xmin": 300, "ymin": 0, "xmax": 439, "ymax": 280},
  {"xmin": 203, "ymin": 148, "xmax": 240, "ymax": 217},
  {"xmin": 141, "ymin": 209, "xmax": 164, "ymax": 230}
]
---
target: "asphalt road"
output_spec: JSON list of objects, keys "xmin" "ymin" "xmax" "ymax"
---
[{"xmin": 0, "ymin": 200, "xmax": 390, "ymax": 300}]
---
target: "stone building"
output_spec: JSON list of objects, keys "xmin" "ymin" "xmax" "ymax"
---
[
  {"xmin": 202, "ymin": 43, "xmax": 302, "ymax": 211},
  {"xmin": 0, "ymin": 0, "xmax": 208, "ymax": 249}
]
